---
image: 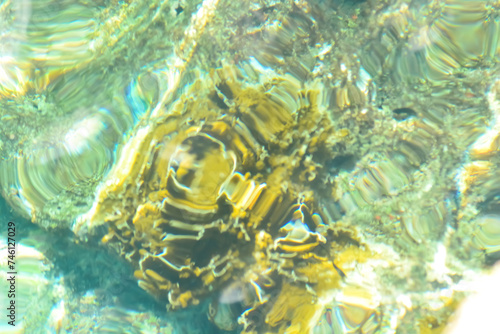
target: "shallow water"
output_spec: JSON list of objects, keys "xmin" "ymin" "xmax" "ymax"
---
[{"xmin": 0, "ymin": 0, "xmax": 499, "ymax": 333}]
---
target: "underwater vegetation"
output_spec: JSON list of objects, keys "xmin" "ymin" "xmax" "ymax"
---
[{"xmin": 0, "ymin": 0, "xmax": 500, "ymax": 333}]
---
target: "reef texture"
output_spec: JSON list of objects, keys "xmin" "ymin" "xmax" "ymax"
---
[
  {"xmin": 1, "ymin": 0, "xmax": 500, "ymax": 333},
  {"xmin": 76, "ymin": 61, "xmax": 367, "ymax": 332}
]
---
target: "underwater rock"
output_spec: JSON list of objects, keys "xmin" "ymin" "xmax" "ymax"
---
[
  {"xmin": 75, "ymin": 60, "xmax": 354, "ymax": 322},
  {"xmin": 0, "ymin": 0, "xmax": 95, "ymax": 99},
  {"xmin": 0, "ymin": 106, "xmax": 130, "ymax": 229},
  {"xmin": 454, "ymin": 77, "xmax": 500, "ymax": 263},
  {"xmin": 471, "ymin": 215, "xmax": 500, "ymax": 256},
  {"xmin": 361, "ymin": 0, "xmax": 500, "ymax": 84},
  {"xmin": 312, "ymin": 286, "xmax": 380, "ymax": 334},
  {"xmin": 0, "ymin": 0, "xmax": 206, "ymax": 229},
  {"xmin": 0, "ymin": 239, "xmax": 64, "ymax": 333}
]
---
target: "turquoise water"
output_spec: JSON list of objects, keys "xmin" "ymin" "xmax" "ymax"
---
[{"xmin": 1, "ymin": 0, "xmax": 500, "ymax": 333}]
